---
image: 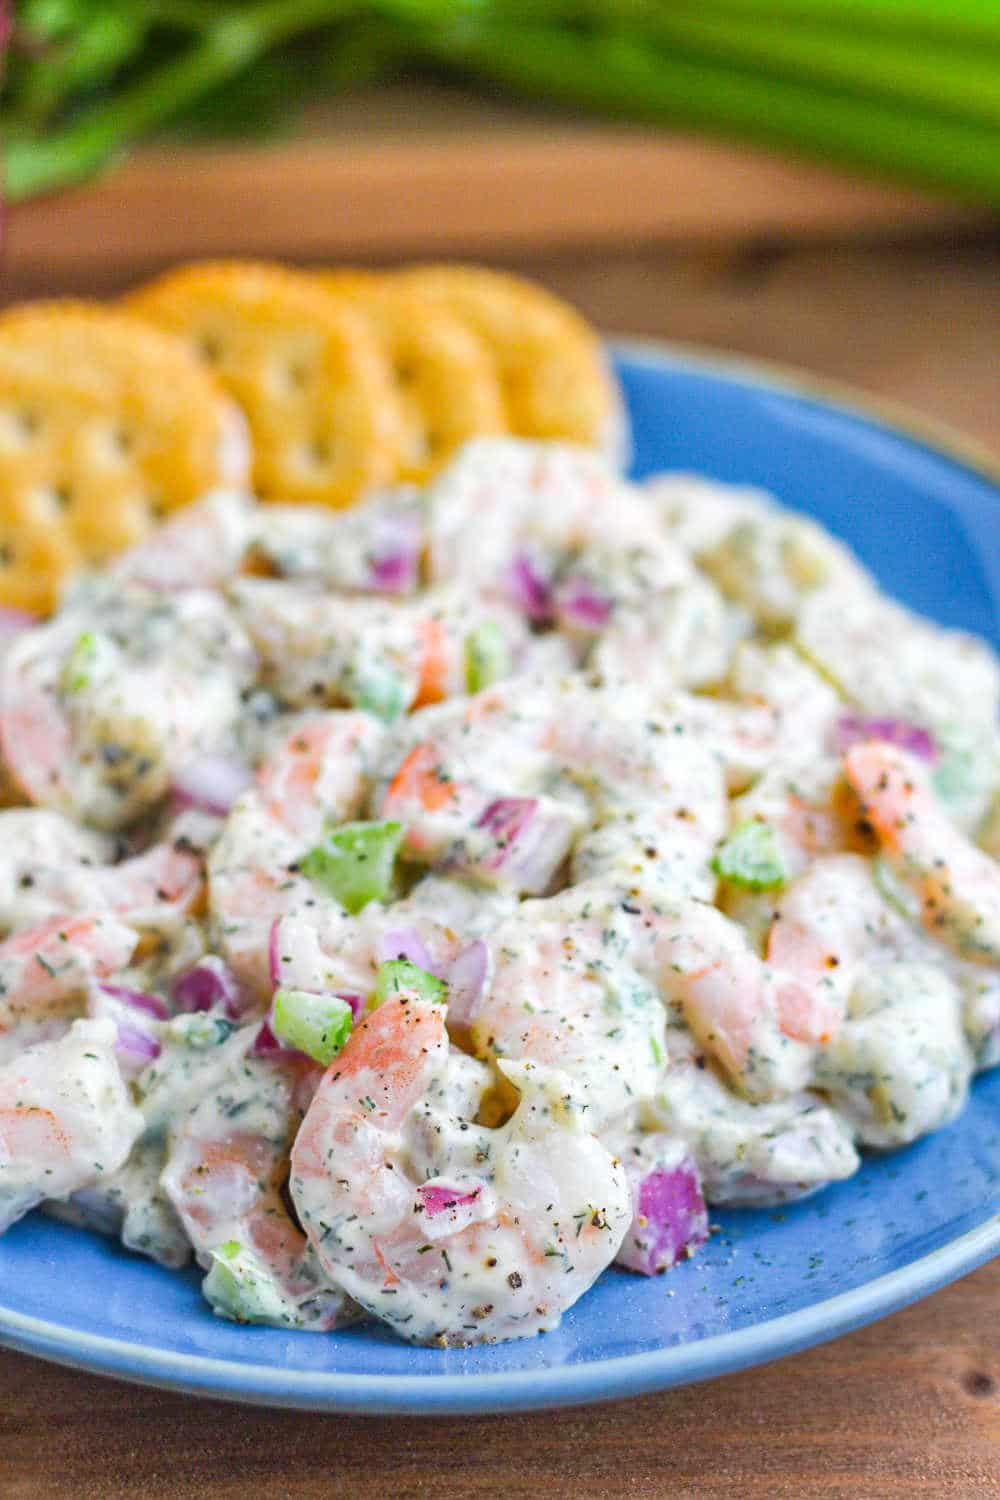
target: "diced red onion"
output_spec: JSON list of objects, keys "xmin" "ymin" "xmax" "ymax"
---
[
  {"xmin": 98, "ymin": 983, "xmax": 170, "ymax": 1021},
  {"xmin": 554, "ymin": 575, "xmax": 613, "ymax": 632},
  {"xmin": 505, "ymin": 552, "xmax": 553, "ymax": 622},
  {"xmin": 251, "ymin": 1018, "xmax": 285, "ymax": 1057},
  {"xmin": 368, "ymin": 510, "xmax": 422, "ymax": 594},
  {"xmin": 616, "ymin": 1154, "xmax": 709, "ymax": 1277},
  {"xmin": 474, "ymin": 796, "xmax": 575, "ymax": 893},
  {"xmin": 114, "ymin": 1020, "xmax": 162, "ymax": 1069},
  {"xmin": 171, "ymin": 755, "xmax": 253, "ymax": 817},
  {"xmin": 417, "ymin": 1182, "xmax": 482, "ymax": 1217},
  {"xmin": 172, "ymin": 957, "xmax": 244, "ymax": 1019},
  {"xmin": 376, "ymin": 926, "xmax": 442, "ymax": 977},
  {"xmin": 834, "ymin": 714, "xmax": 937, "ymax": 763},
  {"xmin": 446, "ymin": 939, "xmax": 491, "ymax": 1027},
  {"xmin": 340, "ymin": 992, "xmax": 366, "ymax": 1022}
]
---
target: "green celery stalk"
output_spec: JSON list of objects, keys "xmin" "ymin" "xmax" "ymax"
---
[
  {"xmin": 408, "ymin": 17, "xmax": 1000, "ymax": 202},
  {"xmin": 4, "ymin": 0, "xmax": 363, "ymax": 200}
]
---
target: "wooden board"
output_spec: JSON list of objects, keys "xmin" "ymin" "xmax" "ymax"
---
[
  {"xmin": 6, "ymin": 84, "xmax": 997, "ymax": 297},
  {"xmin": 2, "ymin": 1259, "xmax": 998, "ymax": 1499}
]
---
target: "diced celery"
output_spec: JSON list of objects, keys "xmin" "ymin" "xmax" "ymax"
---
[
  {"xmin": 204, "ymin": 1240, "xmax": 300, "ymax": 1326},
  {"xmin": 62, "ymin": 630, "xmax": 98, "ymax": 693},
  {"xmin": 348, "ymin": 659, "xmax": 407, "ymax": 722},
  {"xmin": 464, "ymin": 621, "xmax": 511, "ymax": 694},
  {"xmin": 301, "ymin": 819, "xmax": 404, "ymax": 914},
  {"xmin": 873, "ymin": 856, "xmax": 921, "ymax": 924},
  {"xmin": 711, "ymin": 819, "xmax": 787, "ymax": 890},
  {"xmin": 272, "ymin": 987, "xmax": 353, "ymax": 1065},
  {"xmin": 374, "ymin": 958, "xmax": 447, "ymax": 1007}
]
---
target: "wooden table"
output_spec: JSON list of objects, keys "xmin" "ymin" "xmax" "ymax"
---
[{"xmin": 3, "ymin": 88, "xmax": 999, "ymax": 1499}]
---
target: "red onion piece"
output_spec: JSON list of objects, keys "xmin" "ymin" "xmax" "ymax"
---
[
  {"xmin": 473, "ymin": 796, "xmax": 575, "ymax": 893},
  {"xmin": 554, "ymin": 575, "xmax": 613, "ymax": 632},
  {"xmin": 172, "ymin": 755, "xmax": 253, "ymax": 817},
  {"xmin": 368, "ymin": 511, "xmax": 422, "ymax": 594},
  {"xmin": 834, "ymin": 714, "xmax": 937, "ymax": 763},
  {"xmin": 417, "ymin": 1182, "xmax": 482, "ymax": 1218},
  {"xmin": 446, "ymin": 939, "xmax": 491, "ymax": 1027},
  {"xmin": 114, "ymin": 1020, "xmax": 162, "ymax": 1068},
  {"xmin": 340, "ymin": 992, "xmax": 366, "ymax": 1022},
  {"xmin": 616, "ymin": 1153, "xmax": 709, "ymax": 1277},
  {"xmin": 98, "ymin": 983, "xmax": 170, "ymax": 1021},
  {"xmin": 172, "ymin": 957, "xmax": 244, "ymax": 1019},
  {"xmin": 376, "ymin": 927, "xmax": 442, "ymax": 977},
  {"xmin": 505, "ymin": 552, "xmax": 553, "ymax": 622},
  {"xmin": 251, "ymin": 1018, "xmax": 285, "ymax": 1057}
]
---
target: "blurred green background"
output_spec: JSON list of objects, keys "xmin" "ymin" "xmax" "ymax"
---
[{"xmin": 4, "ymin": 0, "xmax": 1000, "ymax": 204}]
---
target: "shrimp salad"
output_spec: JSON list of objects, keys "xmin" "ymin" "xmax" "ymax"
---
[{"xmin": 0, "ymin": 437, "xmax": 998, "ymax": 1347}]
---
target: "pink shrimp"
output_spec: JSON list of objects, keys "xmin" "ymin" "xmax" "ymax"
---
[
  {"xmin": 160, "ymin": 1039, "xmax": 357, "ymax": 1330},
  {"xmin": 290, "ymin": 994, "xmax": 632, "ymax": 1344},
  {"xmin": 207, "ymin": 711, "xmax": 384, "ymax": 997},
  {"xmin": 844, "ymin": 741, "xmax": 1000, "ymax": 963},
  {"xmin": 0, "ymin": 1018, "xmax": 143, "ymax": 1233},
  {"xmin": 0, "ymin": 912, "xmax": 138, "ymax": 1041}
]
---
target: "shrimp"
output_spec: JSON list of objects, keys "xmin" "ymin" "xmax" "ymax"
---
[
  {"xmin": 111, "ymin": 489, "xmax": 254, "ymax": 592},
  {"xmin": 0, "ymin": 1017, "xmax": 143, "ymax": 1233},
  {"xmin": 471, "ymin": 879, "xmax": 827, "ymax": 1114},
  {"xmin": 229, "ymin": 577, "xmax": 531, "ymax": 715},
  {"xmin": 161, "ymin": 1033, "xmax": 357, "ymax": 1329},
  {"xmin": 207, "ymin": 711, "xmax": 385, "ymax": 998},
  {"xmin": 648, "ymin": 1059, "xmax": 859, "ymax": 1206},
  {"xmin": 0, "ymin": 585, "xmax": 256, "ymax": 829},
  {"xmin": 0, "ymin": 808, "xmax": 203, "ymax": 935},
  {"xmin": 290, "ymin": 994, "xmax": 632, "ymax": 1344},
  {"xmin": 378, "ymin": 677, "xmax": 727, "ymax": 900},
  {"xmin": 844, "ymin": 741, "xmax": 1000, "ymax": 963},
  {"xmin": 0, "ymin": 911, "xmax": 137, "ymax": 1054}
]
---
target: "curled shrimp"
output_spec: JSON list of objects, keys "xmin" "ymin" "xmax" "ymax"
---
[
  {"xmin": 0, "ymin": 808, "xmax": 203, "ymax": 935},
  {"xmin": 207, "ymin": 711, "xmax": 385, "ymax": 997},
  {"xmin": 0, "ymin": 586, "xmax": 256, "ymax": 830},
  {"xmin": 844, "ymin": 741, "xmax": 1000, "ymax": 963},
  {"xmin": 290, "ymin": 993, "xmax": 632, "ymax": 1345},
  {"xmin": 161, "ymin": 1033, "xmax": 357, "ymax": 1330},
  {"xmin": 0, "ymin": 1017, "xmax": 143, "ymax": 1232},
  {"xmin": 378, "ymin": 677, "xmax": 727, "ymax": 900},
  {"xmin": 230, "ymin": 577, "xmax": 531, "ymax": 714},
  {"xmin": 0, "ymin": 912, "xmax": 137, "ymax": 1054},
  {"xmin": 471, "ymin": 878, "xmax": 830, "ymax": 1112},
  {"xmin": 111, "ymin": 490, "xmax": 254, "ymax": 592}
]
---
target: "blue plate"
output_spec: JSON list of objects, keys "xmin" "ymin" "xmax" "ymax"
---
[{"xmin": 2, "ymin": 344, "xmax": 998, "ymax": 1412}]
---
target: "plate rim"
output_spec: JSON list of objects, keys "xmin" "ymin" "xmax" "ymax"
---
[{"xmin": 2, "ymin": 338, "xmax": 998, "ymax": 1413}]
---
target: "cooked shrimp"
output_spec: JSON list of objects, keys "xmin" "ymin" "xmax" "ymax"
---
[
  {"xmin": 0, "ymin": 1017, "xmax": 143, "ymax": 1232},
  {"xmin": 111, "ymin": 489, "xmax": 254, "ymax": 592},
  {"xmin": 844, "ymin": 741, "xmax": 1000, "ymax": 963},
  {"xmin": 207, "ymin": 711, "xmax": 384, "ymax": 997},
  {"xmin": 378, "ymin": 677, "xmax": 727, "ymax": 900},
  {"xmin": 472, "ymin": 869, "xmax": 852, "ymax": 1113},
  {"xmin": 229, "ymin": 577, "xmax": 530, "ymax": 716},
  {"xmin": 290, "ymin": 993, "xmax": 632, "ymax": 1344},
  {"xmin": 161, "ymin": 1033, "xmax": 357, "ymax": 1330},
  {"xmin": 0, "ymin": 585, "xmax": 256, "ymax": 829},
  {"xmin": 0, "ymin": 808, "xmax": 203, "ymax": 935},
  {"xmin": 0, "ymin": 912, "xmax": 137, "ymax": 1053}
]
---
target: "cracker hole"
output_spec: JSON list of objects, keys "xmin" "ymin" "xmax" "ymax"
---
[
  {"xmin": 18, "ymin": 409, "xmax": 40, "ymax": 439},
  {"xmin": 394, "ymin": 359, "xmax": 417, "ymax": 387},
  {"xmin": 0, "ymin": 543, "xmax": 14, "ymax": 567},
  {"xmin": 309, "ymin": 436, "xmax": 334, "ymax": 469},
  {"xmin": 197, "ymin": 332, "xmax": 225, "ymax": 363},
  {"xmin": 284, "ymin": 361, "xmax": 308, "ymax": 391},
  {"xmin": 114, "ymin": 426, "xmax": 135, "ymax": 456}
]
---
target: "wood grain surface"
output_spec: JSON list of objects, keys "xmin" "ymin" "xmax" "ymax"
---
[
  {"xmin": 2, "ymin": 1261, "xmax": 998, "ymax": 1499},
  {"xmin": 6, "ymin": 83, "xmax": 998, "ymax": 291},
  {"xmin": 2, "ymin": 127, "xmax": 999, "ymax": 1497}
]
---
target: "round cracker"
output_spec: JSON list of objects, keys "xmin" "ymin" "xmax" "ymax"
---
[
  {"xmin": 317, "ymin": 271, "xmax": 507, "ymax": 482},
  {"xmin": 126, "ymin": 261, "xmax": 403, "ymax": 506},
  {"xmin": 393, "ymin": 264, "xmax": 622, "ymax": 458},
  {"xmin": 0, "ymin": 302, "xmax": 250, "ymax": 614}
]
